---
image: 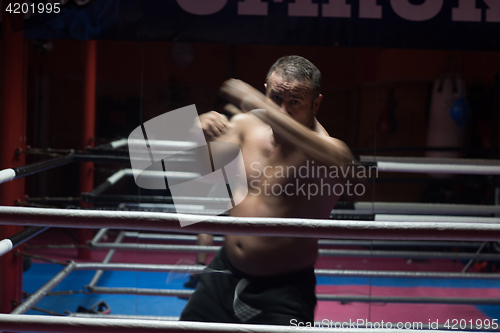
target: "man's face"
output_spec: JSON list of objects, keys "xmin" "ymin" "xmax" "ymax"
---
[{"xmin": 265, "ymin": 71, "xmax": 322, "ymax": 128}]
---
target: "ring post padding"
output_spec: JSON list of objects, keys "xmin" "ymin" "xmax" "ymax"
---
[
  {"xmin": 0, "ymin": 168, "xmax": 15, "ymax": 184},
  {"xmin": 0, "ymin": 239, "xmax": 13, "ymax": 257}
]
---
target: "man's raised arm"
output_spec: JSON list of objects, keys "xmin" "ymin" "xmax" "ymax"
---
[{"xmin": 220, "ymin": 79, "xmax": 354, "ymax": 167}]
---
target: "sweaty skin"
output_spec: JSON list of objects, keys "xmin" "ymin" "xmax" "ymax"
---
[{"xmin": 201, "ymin": 73, "xmax": 352, "ymax": 276}]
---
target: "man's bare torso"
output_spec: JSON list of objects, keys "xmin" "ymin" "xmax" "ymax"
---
[{"xmin": 223, "ymin": 113, "xmax": 340, "ymax": 276}]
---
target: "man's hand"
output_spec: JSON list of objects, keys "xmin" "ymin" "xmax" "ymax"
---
[{"xmin": 200, "ymin": 111, "xmax": 231, "ymax": 141}]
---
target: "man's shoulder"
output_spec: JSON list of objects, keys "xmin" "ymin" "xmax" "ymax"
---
[
  {"xmin": 230, "ymin": 112, "xmax": 253, "ymax": 124},
  {"xmin": 314, "ymin": 119, "xmax": 331, "ymax": 137},
  {"xmin": 313, "ymin": 120, "xmax": 350, "ymax": 156},
  {"xmin": 230, "ymin": 112, "xmax": 268, "ymax": 132}
]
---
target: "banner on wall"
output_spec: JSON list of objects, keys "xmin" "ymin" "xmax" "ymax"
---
[{"xmin": 8, "ymin": 0, "xmax": 500, "ymax": 50}]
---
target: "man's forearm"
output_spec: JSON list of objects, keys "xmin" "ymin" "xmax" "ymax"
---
[{"xmin": 220, "ymin": 79, "xmax": 353, "ymax": 167}]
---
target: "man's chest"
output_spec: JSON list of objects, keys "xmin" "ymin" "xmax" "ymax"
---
[{"xmin": 240, "ymin": 130, "xmax": 311, "ymax": 183}]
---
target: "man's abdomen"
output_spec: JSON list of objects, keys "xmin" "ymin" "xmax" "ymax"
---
[{"xmin": 225, "ymin": 235, "xmax": 318, "ymax": 276}]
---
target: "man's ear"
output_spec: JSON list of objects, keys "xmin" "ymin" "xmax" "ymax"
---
[
  {"xmin": 264, "ymin": 83, "xmax": 267, "ymax": 92},
  {"xmin": 312, "ymin": 94, "xmax": 323, "ymax": 114}
]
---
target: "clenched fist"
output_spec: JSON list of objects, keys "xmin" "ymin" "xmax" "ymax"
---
[{"xmin": 200, "ymin": 111, "xmax": 231, "ymax": 141}]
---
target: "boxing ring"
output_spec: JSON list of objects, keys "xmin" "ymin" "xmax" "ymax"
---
[
  {"xmin": 3, "ymin": 213, "xmax": 500, "ymax": 331},
  {"xmin": 1, "ymin": 147, "xmax": 500, "ymax": 332}
]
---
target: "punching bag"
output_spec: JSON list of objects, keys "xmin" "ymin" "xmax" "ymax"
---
[{"xmin": 426, "ymin": 74, "xmax": 465, "ymax": 159}]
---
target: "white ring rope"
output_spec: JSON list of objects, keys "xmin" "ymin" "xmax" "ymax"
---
[
  {"xmin": 1, "ymin": 206, "xmax": 500, "ymax": 241},
  {"xmin": 128, "ymin": 139, "xmax": 197, "ymax": 150},
  {"xmin": 376, "ymin": 161, "xmax": 500, "ymax": 175},
  {"xmin": 105, "ymin": 138, "xmax": 197, "ymax": 150},
  {"xmin": 0, "ymin": 168, "xmax": 15, "ymax": 184},
  {"xmin": 0, "ymin": 239, "xmax": 13, "ymax": 257},
  {"xmin": 360, "ymin": 155, "xmax": 500, "ymax": 166},
  {"xmin": 359, "ymin": 156, "xmax": 500, "ymax": 174},
  {"xmin": 351, "ymin": 202, "xmax": 500, "ymax": 216},
  {"xmin": 375, "ymin": 214, "xmax": 500, "ymax": 223},
  {"xmin": 0, "ymin": 314, "xmax": 465, "ymax": 333}
]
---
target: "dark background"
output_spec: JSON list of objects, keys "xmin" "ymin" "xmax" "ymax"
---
[{"xmin": 1, "ymin": 0, "xmax": 499, "ymax": 206}]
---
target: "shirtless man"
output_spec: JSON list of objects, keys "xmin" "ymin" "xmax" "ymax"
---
[{"xmin": 180, "ymin": 56, "xmax": 353, "ymax": 325}]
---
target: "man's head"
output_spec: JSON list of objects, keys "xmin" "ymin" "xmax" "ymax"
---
[{"xmin": 264, "ymin": 56, "xmax": 322, "ymax": 128}]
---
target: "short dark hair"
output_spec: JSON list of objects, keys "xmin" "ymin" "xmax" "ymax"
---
[{"xmin": 265, "ymin": 55, "xmax": 321, "ymax": 97}]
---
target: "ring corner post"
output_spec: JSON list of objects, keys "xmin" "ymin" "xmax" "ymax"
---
[
  {"xmin": 0, "ymin": 3, "xmax": 27, "ymax": 314},
  {"xmin": 78, "ymin": 40, "xmax": 97, "ymax": 260}
]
